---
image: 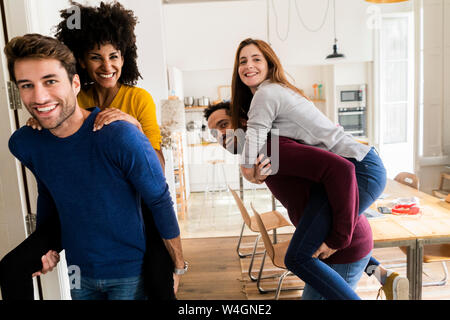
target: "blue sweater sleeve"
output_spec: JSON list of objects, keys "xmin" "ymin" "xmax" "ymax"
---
[
  {"xmin": 9, "ymin": 129, "xmax": 59, "ymax": 230},
  {"xmin": 35, "ymin": 177, "xmax": 59, "ymax": 229},
  {"xmin": 106, "ymin": 123, "xmax": 180, "ymax": 239}
]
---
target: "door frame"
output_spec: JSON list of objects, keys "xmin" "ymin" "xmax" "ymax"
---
[{"xmin": 0, "ymin": 0, "xmax": 71, "ymax": 300}]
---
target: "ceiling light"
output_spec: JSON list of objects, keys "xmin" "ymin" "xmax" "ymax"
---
[
  {"xmin": 365, "ymin": 0, "xmax": 409, "ymax": 3},
  {"xmin": 326, "ymin": 0, "xmax": 345, "ymax": 60}
]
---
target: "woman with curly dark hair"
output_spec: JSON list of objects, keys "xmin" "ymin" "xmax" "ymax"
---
[
  {"xmin": 0, "ymin": 1, "xmax": 181, "ymax": 300},
  {"xmin": 29, "ymin": 1, "xmax": 164, "ymax": 165}
]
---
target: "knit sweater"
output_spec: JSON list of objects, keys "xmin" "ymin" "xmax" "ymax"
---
[
  {"xmin": 8, "ymin": 108, "xmax": 179, "ymax": 279},
  {"xmin": 78, "ymin": 85, "xmax": 162, "ymax": 150},
  {"xmin": 265, "ymin": 137, "xmax": 373, "ymax": 264},
  {"xmin": 242, "ymin": 80, "xmax": 371, "ymax": 167}
]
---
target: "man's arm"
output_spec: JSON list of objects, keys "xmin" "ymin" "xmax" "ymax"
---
[
  {"xmin": 162, "ymin": 236, "xmax": 184, "ymax": 270},
  {"xmin": 9, "ymin": 131, "xmax": 62, "ymax": 274},
  {"xmin": 240, "ymin": 154, "xmax": 272, "ymax": 184},
  {"xmin": 240, "ymin": 165, "xmax": 258, "ymax": 183},
  {"xmin": 162, "ymin": 235, "xmax": 185, "ymax": 293},
  {"xmin": 29, "ymin": 178, "xmax": 62, "ymax": 275},
  {"xmin": 111, "ymin": 125, "xmax": 184, "ymax": 270},
  {"xmin": 155, "ymin": 148, "xmax": 166, "ymax": 172}
]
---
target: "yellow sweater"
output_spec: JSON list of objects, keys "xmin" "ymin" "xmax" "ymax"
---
[{"xmin": 78, "ymin": 85, "xmax": 162, "ymax": 150}]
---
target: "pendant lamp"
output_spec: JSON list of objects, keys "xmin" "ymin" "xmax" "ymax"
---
[
  {"xmin": 365, "ymin": 0, "xmax": 408, "ymax": 3},
  {"xmin": 326, "ymin": 0, "xmax": 345, "ymax": 60}
]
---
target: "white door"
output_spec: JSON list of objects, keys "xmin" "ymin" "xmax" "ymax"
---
[
  {"xmin": 0, "ymin": 0, "xmax": 32, "ymax": 300},
  {"xmin": 0, "ymin": 0, "xmax": 72, "ymax": 300},
  {"xmin": 377, "ymin": 13, "xmax": 415, "ymax": 178}
]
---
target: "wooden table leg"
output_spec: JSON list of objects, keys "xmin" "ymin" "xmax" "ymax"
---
[
  {"xmin": 415, "ymin": 240, "xmax": 424, "ymax": 300},
  {"xmin": 406, "ymin": 241, "xmax": 417, "ymax": 300}
]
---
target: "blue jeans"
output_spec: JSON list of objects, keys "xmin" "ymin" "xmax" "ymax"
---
[
  {"xmin": 284, "ymin": 148, "xmax": 386, "ymax": 300},
  {"xmin": 70, "ymin": 274, "xmax": 147, "ymax": 300},
  {"xmin": 347, "ymin": 148, "xmax": 387, "ymax": 271},
  {"xmin": 302, "ymin": 251, "xmax": 372, "ymax": 300}
]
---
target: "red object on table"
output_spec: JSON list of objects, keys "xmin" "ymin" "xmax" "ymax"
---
[{"xmin": 391, "ymin": 203, "xmax": 420, "ymax": 215}]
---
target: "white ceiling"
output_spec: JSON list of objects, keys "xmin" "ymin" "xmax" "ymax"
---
[{"xmin": 162, "ymin": 0, "xmax": 257, "ymax": 4}]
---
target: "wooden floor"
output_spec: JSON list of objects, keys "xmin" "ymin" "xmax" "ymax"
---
[
  {"xmin": 177, "ymin": 236, "xmax": 247, "ymax": 300},
  {"xmin": 177, "ymin": 235, "xmax": 450, "ymax": 300}
]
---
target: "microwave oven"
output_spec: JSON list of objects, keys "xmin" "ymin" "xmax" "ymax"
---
[{"xmin": 337, "ymin": 84, "xmax": 366, "ymax": 108}]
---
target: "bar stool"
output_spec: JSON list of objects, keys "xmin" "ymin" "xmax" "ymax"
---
[{"xmin": 204, "ymin": 159, "xmax": 227, "ymax": 207}]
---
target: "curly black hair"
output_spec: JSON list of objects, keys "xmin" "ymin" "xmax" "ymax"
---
[
  {"xmin": 54, "ymin": 1, "xmax": 141, "ymax": 88},
  {"xmin": 203, "ymin": 101, "xmax": 231, "ymax": 121},
  {"xmin": 204, "ymin": 101, "xmax": 248, "ymax": 123}
]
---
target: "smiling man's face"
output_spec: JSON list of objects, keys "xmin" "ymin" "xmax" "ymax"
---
[
  {"xmin": 207, "ymin": 108, "xmax": 232, "ymax": 137},
  {"xmin": 207, "ymin": 108, "xmax": 246, "ymax": 155},
  {"xmin": 14, "ymin": 57, "xmax": 80, "ymax": 132}
]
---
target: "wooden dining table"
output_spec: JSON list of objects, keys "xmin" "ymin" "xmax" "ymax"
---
[{"xmin": 369, "ymin": 179, "xmax": 450, "ymax": 300}]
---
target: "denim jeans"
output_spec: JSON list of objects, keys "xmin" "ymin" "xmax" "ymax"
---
[
  {"xmin": 70, "ymin": 274, "xmax": 147, "ymax": 300},
  {"xmin": 346, "ymin": 148, "xmax": 387, "ymax": 215},
  {"xmin": 284, "ymin": 147, "xmax": 387, "ymax": 300},
  {"xmin": 302, "ymin": 251, "xmax": 372, "ymax": 300},
  {"xmin": 346, "ymin": 148, "xmax": 387, "ymax": 271}
]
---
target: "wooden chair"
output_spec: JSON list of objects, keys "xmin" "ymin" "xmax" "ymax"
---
[
  {"xmin": 446, "ymin": 193, "xmax": 450, "ymax": 203},
  {"xmin": 393, "ymin": 172, "xmax": 450, "ymax": 286},
  {"xmin": 228, "ymin": 186, "xmax": 291, "ymax": 281},
  {"xmin": 394, "ymin": 172, "xmax": 419, "ymax": 189},
  {"xmin": 432, "ymin": 172, "xmax": 450, "ymax": 199},
  {"xmin": 251, "ymin": 203, "xmax": 303, "ymax": 299}
]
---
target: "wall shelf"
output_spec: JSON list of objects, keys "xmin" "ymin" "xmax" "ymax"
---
[{"xmin": 185, "ymin": 106, "xmax": 207, "ymax": 112}]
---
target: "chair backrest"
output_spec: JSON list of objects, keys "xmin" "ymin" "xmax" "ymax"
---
[
  {"xmin": 228, "ymin": 185, "xmax": 252, "ymax": 227},
  {"xmin": 394, "ymin": 172, "xmax": 419, "ymax": 190},
  {"xmin": 250, "ymin": 202, "xmax": 275, "ymax": 261}
]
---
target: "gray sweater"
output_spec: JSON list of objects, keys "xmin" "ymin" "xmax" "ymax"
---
[{"xmin": 241, "ymin": 80, "xmax": 371, "ymax": 167}]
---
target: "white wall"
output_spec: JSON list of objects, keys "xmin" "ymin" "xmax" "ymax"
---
[
  {"xmin": 182, "ymin": 64, "xmax": 330, "ymax": 103},
  {"xmin": 26, "ymin": 0, "xmax": 168, "ymax": 122},
  {"xmin": 163, "ymin": 0, "xmax": 266, "ymax": 71},
  {"xmin": 182, "ymin": 68, "xmax": 233, "ymax": 102},
  {"xmin": 163, "ymin": 0, "xmax": 413, "ymax": 71},
  {"xmin": 121, "ymin": 0, "xmax": 168, "ymax": 122},
  {"xmin": 163, "ymin": 0, "xmax": 410, "ymax": 121}
]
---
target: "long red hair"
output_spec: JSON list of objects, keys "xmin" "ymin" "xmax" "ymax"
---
[{"xmin": 230, "ymin": 38, "xmax": 306, "ymax": 129}]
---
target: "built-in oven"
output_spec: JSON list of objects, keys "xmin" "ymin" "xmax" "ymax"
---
[
  {"xmin": 337, "ymin": 84, "xmax": 367, "ymax": 137},
  {"xmin": 338, "ymin": 107, "xmax": 366, "ymax": 137}
]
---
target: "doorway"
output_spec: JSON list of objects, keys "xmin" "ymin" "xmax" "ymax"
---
[{"xmin": 0, "ymin": 0, "xmax": 71, "ymax": 300}]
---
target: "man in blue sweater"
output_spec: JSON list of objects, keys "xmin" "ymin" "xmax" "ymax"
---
[{"xmin": 3, "ymin": 33, "xmax": 185, "ymax": 300}]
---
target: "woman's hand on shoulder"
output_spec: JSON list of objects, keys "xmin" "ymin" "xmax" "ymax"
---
[
  {"xmin": 240, "ymin": 154, "xmax": 272, "ymax": 184},
  {"xmin": 26, "ymin": 117, "xmax": 42, "ymax": 130},
  {"xmin": 254, "ymin": 154, "xmax": 272, "ymax": 184},
  {"xmin": 93, "ymin": 108, "xmax": 143, "ymax": 133}
]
